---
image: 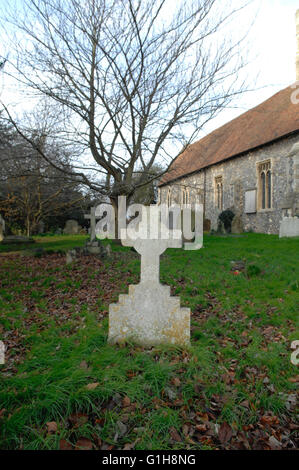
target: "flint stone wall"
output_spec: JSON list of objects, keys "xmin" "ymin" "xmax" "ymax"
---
[{"xmin": 159, "ymin": 134, "xmax": 299, "ymax": 235}]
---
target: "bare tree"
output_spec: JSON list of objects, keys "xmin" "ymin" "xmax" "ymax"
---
[
  {"xmin": 0, "ymin": 0, "xmax": 252, "ymax": 214},
  {"xmin": 0, "ymin": 124, "xmax": 86, "ymax": 235}
]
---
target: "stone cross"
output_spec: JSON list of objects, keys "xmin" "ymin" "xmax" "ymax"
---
[
  {"xmin": 84, "ymin": 206, "xmax": 97, "ymax": 241},
  {"xmin": 121, "ymin": 206, "xmax": 181, "ymax": 284},
  {"xmin": 108, "ymin": 206, "xmax": 190, "ymax": 346}
]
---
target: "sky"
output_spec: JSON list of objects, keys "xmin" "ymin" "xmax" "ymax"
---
[
  {"xmin": 0, "ymin": 0, "xmax": 298, "ymax": 150},
  {"xmin": 204, "ymin": 0, "xmax": 299, "ymax": 133}
]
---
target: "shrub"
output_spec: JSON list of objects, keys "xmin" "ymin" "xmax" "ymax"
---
[
  {"xmin": 218, "ymin": 209, "xmax": 235, "ymax": 233},
  {"xmin": 246, "ymin": 264, "xmax": 261, "ymax": 277}
]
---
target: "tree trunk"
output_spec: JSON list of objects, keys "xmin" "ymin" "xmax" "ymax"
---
[
  {"xmin": 26, "ymin": 216, "xmax": 30, "ymax": 237},
  {"xmin": 110, "ymin": 195, "xmax": 128, "ymax": 245}
]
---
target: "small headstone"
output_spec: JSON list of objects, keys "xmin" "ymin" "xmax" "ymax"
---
[
  {"xmin": 105, "ymin": 244, "xmax": 112, "ymax": 257},
  {"xmin": 279, "ymin": 216, "xmax": 299, "ymax": 238},
  {"xmin": 63, "ymin": 220, "xmax": 81, "ymax": 235},
  {"xmin": 37, "ymin": 220, "xmax": 45, "ymax": 234},
  {"xmin": 231, "ymin": 215, "xmax": 243, "ymax": 234},
  {"xmin": 2, "ymin": 235, "xmax": 34, "ymax": 244},
  {"xmin": 203, "ymin": 218, "xmax": 211, "ymax": 232},
  {"xmin": 0, "ymin": 215, "xmax": 5, "ymax": 242},
  {"xmin": 85, "ymin": 239, "xmax": 104, "ymax": 255},
  {"xmin": 84, "ymin": 206, "xmax": 100, "ymax": 241},
  {"xmin": 66, "ymin": 249, "xmax": 77, "ymax": 264},
  {"xmin": 217, "ymin": 221, "xmax": 226, "ymax": 234},
  {"xmin": 55, "ymin": 228, "xmax": 62, "ymax": 235}
]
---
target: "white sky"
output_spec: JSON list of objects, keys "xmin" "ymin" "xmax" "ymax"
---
[
  {"xmin": 0, "ymin": 0, "xmax": 298, "ymax": 149},
  {"xmin": 204, "ymin": 0, "xmax": 298, "ymax": 133}
]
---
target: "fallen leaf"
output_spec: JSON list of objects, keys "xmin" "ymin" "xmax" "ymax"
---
[
  {"xmin": 46, "ymin": 421, "xmax": 58, "ymax": 434},
  {"xmin": 195, "ymin": 424, "xmax": 207, "ymax": 433},
  {"xmin": 122, "ymin": 396, "xmax": 131, "ymax": 407},
  {"xmin": 86, "ymin": 382, "xmax": 99, "ymax": 390},
  {"xmin": 101, "ymin": 443, "xmax": 115, "ymax": 450},
  {"xmin": 260, "ymin": 415, "xmax": 279, "ymax": 426},
  {"xmin": 268, "ymin": 436, "xmax": 282, "ymax": 450},
  {"xmin": 59, "ymin": 439, "xmax": 73, "ymax": 450},
  {"xmin": 169, "ymin": 426, "xmax": 181, "ymax": 442},
  {"xmin": 123, "ymin": 439, "xmax": 139, "ymax": 450},
  {"xmin": 218, "ymin": 422, "xmax": 233, "ymax": 445},
  {"xmin": 172, "ymin": 377, "xmax": 181, "ymax": 387},
  {"xmin": 68, "ymin": 413, "xmax": 88, "ymax": 427},
  {"xmin": 288, "ymin": 375, "xmax": 299, "ymax": 383},
  {"xmin": 75, "ymin": 438, "xmax": 93, "ymax": 450},
  {"xmin": 80, "ymin": 360, "xmax": 89, "ymax": 369},
  {"xmin": 182, "ymin": 424, "xmax": 189, "ymax": 436},
  {"xmin": 240, "ymin": 400, "xmax": 250, "ymax": 408}
]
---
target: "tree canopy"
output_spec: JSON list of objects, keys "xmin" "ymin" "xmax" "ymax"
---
[{"xmin": 1, "ymin": 0, "xmax": 252, "ymax": 207}]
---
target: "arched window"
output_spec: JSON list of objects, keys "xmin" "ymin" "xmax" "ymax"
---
[
  {"xmin": 181, "ymin": 187, "xmax": 190, "ymax": 206},
  {"xmin": 167, "ymin": 188, "xmax": 172, "ymax": 207},
  {"xmin": 186, "ymin": 188, "xmax": 190, "ymax": 205},
  {"xmin": 266, "ymin": 170, "xmax": 271, "ymax": 209},
  {"xmin": 181, "ymin": 187, "xmax": 186, "ymax": 206},
  {"xmin": 258, "ymin": 161, "xmax": 271, "ymax": 210},
  {"xmin": 261, "ymin": 172, "xmax": 266, "ymax": 209},
  {"xmin": 215, "ymin": 176, "xmax": 223, "ymax": 210}
]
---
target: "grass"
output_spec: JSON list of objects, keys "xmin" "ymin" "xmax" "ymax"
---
[
  {"xmin": 0, "ymin": 233, "xmax": 298, "ymax": 450},
  {"xmin": 0, "ymin": 234, "xmax": 89, "ymax": 254}
]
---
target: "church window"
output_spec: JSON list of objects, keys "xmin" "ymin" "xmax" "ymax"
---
[
  {"xmin": 181, "ymin": 187, "xmax": 190, "ymax": 206},
  {"xmin": 167, "ymin": 188, "xmax": 172, "ymax": 207},
  {"xmin": 267, "ymin": 170, "xmax": 272, "ymax": 209},
  {"xmin": 258, "ymin": 161, "xmax": 272, "ymax": 210},
  {"xmin": 215, "ymin": 176, "xmax": 223, "ymax": 210}
]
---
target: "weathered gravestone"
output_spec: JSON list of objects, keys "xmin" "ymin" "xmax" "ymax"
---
[
  {"xmin": 203, "ymin": 218, "xmax": 211, "ymax": 232},
  {"xmin": 66, "ymin": 249, "xmax": 77, "ymax": 265},
  {"xmin": 108, "ymin": 206, "xmax": 191, "ymax": 346},
  {"xmin": 37, "ymin": 220, "xmax": 45, "ymax": 234},
  {"xmin": 0, "ymin": 215, "xmax": 5, "ymax": 242},
  {"xmin": 84, "ymin": 206, "xmax": 97, "ymax": 241},
  {"xmin": 84, "ymin": 206, "xmax": 104, "ymax": 255},
  {"xmin": 279, "ymin": 216, "xmax": 299, "ymax": 238},
  {"xmin": 231, "ymin": 214, "xmax": 243, "ymax": 234},
  {"xmin": 217, "ymin": 221, "xmax": 226, "ymax": 235},
  {"xmin": 2, "ymin": 235, "xmax": 34, "ymax": 244},
  {"xmin": 63, "ymin": 219, "xmax": 81, "ymax": 235}
]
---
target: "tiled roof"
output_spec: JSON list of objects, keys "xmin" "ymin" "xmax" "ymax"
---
[{"xmin": 159, "ymin": 84, "xmax": 299, "ymax": 186}]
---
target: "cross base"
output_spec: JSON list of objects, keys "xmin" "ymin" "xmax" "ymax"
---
[{"xmin": 108, "ymin": 282, "xmax": 190, "ymax": 346}]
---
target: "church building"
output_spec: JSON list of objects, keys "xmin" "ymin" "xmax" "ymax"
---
[{"xmin": 158, "ymin": 11, "xmax": 299, "ymax": 235}]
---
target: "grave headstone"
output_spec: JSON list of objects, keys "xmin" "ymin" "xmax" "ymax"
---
[
  {"xmin": 203, "ymin": 218, "xmax": 211, "ymax": 232},
  {"xmin": 279, "ymin": 216, "xmax": 299, "ymax": 238},
  {"xmin": 2, "ymin": 235, "xmax": 34, "ymax": 244},
  {"xmin": 63, "ymin": 219, "xmax": 81, "ymax": 235},
  {"xmin": 37, "ymin": 220, "xmax": 45, "ymax": 234},
  {"xmin": 84, "ymin": 206, "xmax": 98, "ymax": 241},
  {"xmin": 231, "ymin": 214, "xmax": 243, "ymax": 234},
  {"xmin": 84, "ymin": 206, "xmax": 105, "ymax": 255},
  {"xmin": 66, "ymin": 249, "xmax": 77, "ymax": 265},
  {"xmin": 85, "ymin": 239, "xmax": 105, "ymax": 256},
  {"xmin": 105, "ymin": 244, "xmax": 112, "ymax": 257},
  {"xmin": 108, "ymin": 206, "xmax": 190, "ymax": 346},
  {"xmin": 217, "ymin": 221, "xmax": 226, "ymax": 235}
]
